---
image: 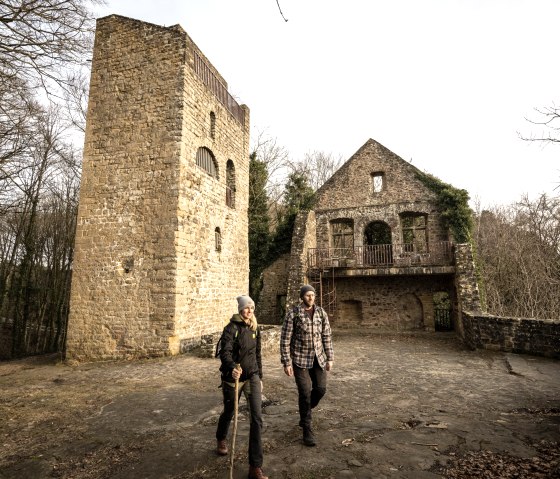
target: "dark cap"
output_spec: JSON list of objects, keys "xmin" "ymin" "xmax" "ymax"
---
[{"xmin": 299, "ymin": 284, "xmax": 316, "ymax": 298}]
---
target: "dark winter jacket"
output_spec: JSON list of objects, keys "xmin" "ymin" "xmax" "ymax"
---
[{"xmin": 219, "ymin": 314, "xmax": 262, "ymax": 383}]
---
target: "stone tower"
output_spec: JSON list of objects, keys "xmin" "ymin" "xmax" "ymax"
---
[{"xmin": 66, "ymin": 15, "xmax": 250, "ymax": 360}]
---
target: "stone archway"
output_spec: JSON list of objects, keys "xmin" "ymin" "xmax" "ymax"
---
[{"xmin": 363, "ymin": 221, "xmax": 392, "ymax": 265}]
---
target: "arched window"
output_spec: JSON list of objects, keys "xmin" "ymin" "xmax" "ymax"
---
[
  {"xmin": 226, "ymin": 160, "xmax": 235, "ymax": 208},
  {"xmin": 330, "ymin": 219, "xmax": 354, "ymax": 257},
  {"xmin": 210, "ymin": 111, "xmax": 216, "ymax": 139},
  {"xmin": 215, "ymin": 227, "xmax": 222, "ymax": 252},
  {"xmin": 400, "ymin": 212, "xmax": 427, "ymax": 253},
  {"xmin": 363, "ymin": 221, "xmax": 392, "ymax": 265},
  {"xmin": 196, "ymin": 147, "xmax": 218, "ymax": 179}
]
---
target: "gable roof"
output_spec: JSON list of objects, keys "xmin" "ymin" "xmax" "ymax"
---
[{"xmin": 315, "ymin": 138, "xmax": 438, "ymax": 211}]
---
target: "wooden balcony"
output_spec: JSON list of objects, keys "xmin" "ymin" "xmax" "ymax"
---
[{"xmin": 308, "ymin": 242, "xmax": 454, "ymax": 275}]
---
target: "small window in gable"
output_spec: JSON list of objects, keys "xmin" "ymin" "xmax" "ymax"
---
[
  {"xmin": 210, "ymin": 111, "xmax": 216, "ymax": 139},
  {"xmin": 372, "ymin": 172, "xmax": 384, "ymax": 193},
  {"xmin": 226, "ymin": 160, "xmax": 235, "ymax": 208},
  {"xmin": 215, "ymin": 227, "xmax": 222, "ymax": 252},
  {"xmin": 196, "ymin": 147, "xmax": 218, "ymax": 179}
]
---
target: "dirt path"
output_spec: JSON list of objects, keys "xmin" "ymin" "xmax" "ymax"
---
[{"xmin": 1, "ymin": 332, "xmax": 559, "ymax": 478}]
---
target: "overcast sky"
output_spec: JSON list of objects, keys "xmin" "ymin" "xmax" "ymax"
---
[{"xmin": 95, "ymin": 0, "xmax": 559, "ymax": 207}]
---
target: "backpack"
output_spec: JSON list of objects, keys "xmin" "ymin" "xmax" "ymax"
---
[{"xmin": 214, "ymin": 322, "xmax": 240, "ymax": 358}]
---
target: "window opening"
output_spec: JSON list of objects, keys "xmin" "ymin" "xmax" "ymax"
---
[
  {"xmin": 331, "ymin": 219, "xmax": 354, "ymax": 258},
  {"xmin": 400, "ymin": 213, "xmax": 427, "ymax": 253},
  {"xmin": 215, "ymin": 227, "xmax": 222, "ymax": 252},
  {"xmin": 372, "ymin": 172, "xmax": 384, "ymax": 193},
  {"xmin": 196, "ymin": 147, "xmax": 218, "ymax": 179},
  {"xmin": 226, "ymin": 160, "xmax": 235, "ymax": 208},
  {"xmin": 363, "ymin": 221, "xmax": 392, "ymax": 265},
  {"xmin": 210, "ymin": 111, "xmax": 216, "ymax": 139}
]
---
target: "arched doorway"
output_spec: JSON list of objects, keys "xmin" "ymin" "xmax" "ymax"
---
[
  {"xmin": 433, "ymin": 291, "xmax": 453, "ymax": 331},
  {"xmin": 363, "ymin": 221, "xmax": 392, "ymax": 265}
]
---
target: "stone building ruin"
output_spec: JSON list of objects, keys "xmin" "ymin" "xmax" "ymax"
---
[
  {"xmin": 258, "ymin": 139, "xmax": 482, "ymax": 333},
  {"xmin": 66, "ymin": 15, "xmax": 250, "ymax": 360}
]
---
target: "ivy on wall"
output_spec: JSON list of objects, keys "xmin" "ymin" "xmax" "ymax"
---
[{"xmin": 414, "ymin": 170, "xmax": 473, "ymax": 243}]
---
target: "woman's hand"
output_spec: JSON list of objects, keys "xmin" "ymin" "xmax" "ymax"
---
[{"xmin": 232, "ymin": 366, "xmax": 242, "ymax": 380}]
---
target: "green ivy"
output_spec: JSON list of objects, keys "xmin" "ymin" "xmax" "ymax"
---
[{"xmin": 414, "ymin": 170, "xmax": 473, "ymax": 243}]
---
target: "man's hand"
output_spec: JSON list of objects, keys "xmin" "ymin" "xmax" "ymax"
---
[
  {"xmin": 326, "ymin": 361, "xmax": 333, "ymax": 371},
  {"xmin": 283, "ymin": 365, "xmax": 293, "ymax": 377},
  {"xmin": 232, "ymin": 366, "xmax": 242, "ymax": 380}
]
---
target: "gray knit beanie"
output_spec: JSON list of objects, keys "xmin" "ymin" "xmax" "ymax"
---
[
  {"xmin": 237, "ymin": 295, "xmax": 255, "ymax": 313},
  {"xmin": 299, "ymin": 284, "xmax": 316, "ymax": 298}
]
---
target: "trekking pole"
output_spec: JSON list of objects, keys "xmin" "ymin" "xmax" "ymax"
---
[{"xmin": 229, "ymin": 363, "xmax": 241, "ymax": 479}]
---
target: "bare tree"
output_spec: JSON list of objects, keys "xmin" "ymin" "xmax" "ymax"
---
[
  {"xmin": 0, "ymin": 0, "xmax": 101, "ymax": 91},
  {"xmin": 519, "ymin": 103, "xmax": 560, "ymax": 144},
  {"xmin": 0, "ymin": 104, "xmax": 80, "ymax": 357},
  {"xmin": 62, "ymin": 69, "xmax": 90, "ymax": 133},
  {"xmin": 292, "ymin": 150, "xmax": 345, "ymax": 191},
  {"xmin": 474, "ymin": 194, "xmax": 560, "ymax": 319}
]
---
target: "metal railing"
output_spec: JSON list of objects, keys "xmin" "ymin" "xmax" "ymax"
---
[
  {"xmin": 193, "ymin": 52, "xmax": 245, "ymax": 126},
  {"xmin": 308, "ymin": 241, "xmax": 454, "ymax": 269}
]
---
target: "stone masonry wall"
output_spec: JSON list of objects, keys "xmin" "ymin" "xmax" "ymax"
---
[
  {"xmin": 315, "ymin": 202, "xmax": 448, "ymax": 251},
  {"xmin": 258, "ymin": 253, "xmax": 290, "ymax": 325},
  {"xmin": 174, "ymin": 30, "xmax": 250, "ymax": 352},
  {"xmin": 67, "ymin": 15, "xmax": 249, "ymax": 360},
  {"xmin": 459, "ymin": 311, "xmax": 560, "ymax": 359},
  {"xmin": 332, "ymin": 275, "xmax": 455, "ymax": 331},
  {"xmin": 316, "ymin": 139, "xmax": 440, "ymax": 212},
  {"xmin": 314, "ymin": 139, "xmax": 448, "ymax": 250},
  {"xmin": 453, "ymin": 243, "xmax": 482, "ymax": 338},
  {"xmin": 287, "ymin": 211, "xmax": 317, "ymax": 308}
]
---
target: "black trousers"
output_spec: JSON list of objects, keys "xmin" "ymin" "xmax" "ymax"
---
[
  {"xmin": 216, "ymin": 374, "xmax": 263, "ymax": 467},
  {"xmin": 293, "ymin": 356, "xmax": 327, "ymax": 429}
]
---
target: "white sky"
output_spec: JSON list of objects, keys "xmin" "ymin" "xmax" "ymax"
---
[{"xmin": 95, "ymin": 0, "xmax": 559, "ymax": 207}]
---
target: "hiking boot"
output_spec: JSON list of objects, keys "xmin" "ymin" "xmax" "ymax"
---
[
  {"xmin": 303, "ymin": 427, "xmax": 316, "ymax": 447},
  {"xmin": 216, "ymin": 439, "xmax": 228, "ymax": 456},
  {"xmin": 248, "ymin": 465, "xmax": 269, "ymax": 479}
]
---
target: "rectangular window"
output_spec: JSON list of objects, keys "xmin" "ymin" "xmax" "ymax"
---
[
  {"xmin": 372, "ymin": 172, "xmax": 384, "ymax": 193},
  {"xmin": 331, "ymin": 220, "xmax": 354, "ymax": 258},
  {"xmin": 401, "ymin": 214, "xmax": 427, "ymax": 253}
]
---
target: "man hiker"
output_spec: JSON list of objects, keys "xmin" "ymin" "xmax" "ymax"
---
[
  {"xmin": 280, "ymin": 284, "xmax": 334, "ymax": 447},
  {"xmin": 216, "ymin": 295, "xmax": 268, "ymax": 479}
]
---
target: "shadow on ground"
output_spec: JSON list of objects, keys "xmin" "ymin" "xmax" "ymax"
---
[{"xmin": 1, "ymin": 331, "xmax": 559, "ymax": 479}]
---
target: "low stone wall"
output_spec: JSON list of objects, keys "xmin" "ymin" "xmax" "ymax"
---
[
  {"xmin": 459, "ymin": 311, "xmax": 560, "ymax": 359},
  {"xmin": 196, "ymin": 324, "xmax": 281, "ymax": 358}
]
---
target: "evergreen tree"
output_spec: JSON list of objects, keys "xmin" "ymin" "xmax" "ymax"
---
[
  {"xmin": 248, "ymin": 152, "xmax": 271, "ymax": 301},
  {"xmin": 269, "ymin": 172, "xmax": 316, "ymax": 258}
]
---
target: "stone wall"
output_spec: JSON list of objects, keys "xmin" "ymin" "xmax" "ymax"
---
[
  {"xmin": 287, "ymin": 211, "xmax": 317, "ymax": 308},
  {"xmin": 197, "ymin": 325, "xmax": 281, "ymax": 358},
  {"xmin": 258, "ymin": 254, "xmax": 290, "ymax": 324},
  {"xmin": 66, "ymin": 15, "xmax": 249, "ymax": 361},
  {"xmin": 459, "ymin": 311, "xmax": 560, "ymax": 359},
  {"xmin": 453, "ymin": 243, "xmax": 482, "ymax": 338},
  {"xmin": 315, "ymin": 202, "xmax": 448, "ymax": 251},
  {"xmin": 316, "ymin": 140, "xmax": 439, "ymax": 212},
  {"xmin": 330, "ymin": 275, "xmax": 455, "ymax": 331}
]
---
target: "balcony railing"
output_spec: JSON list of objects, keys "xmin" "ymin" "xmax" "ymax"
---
[
  {"xmin": 193, "ymin": 52, "xmax": 245, "ymax": 126},
  {"xmin": 308, "ymin": 242, "xmax": 454, "ymax": 269}
]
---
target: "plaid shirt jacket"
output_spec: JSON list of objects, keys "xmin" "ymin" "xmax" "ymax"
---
[{"xmin": 280, "ymin": 303, "xmax": 334, "ymax": 369}]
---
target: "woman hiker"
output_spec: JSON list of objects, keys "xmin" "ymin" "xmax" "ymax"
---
[{"xmin": 216, "ymin": 295, "xmax": 269, "ymax": 479}]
